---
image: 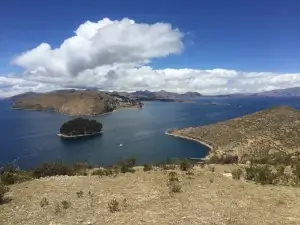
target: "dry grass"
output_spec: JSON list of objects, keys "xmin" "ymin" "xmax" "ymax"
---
[
  {"xmin": 1, "ymin": 166, "xmax": 300, "ymax": 224},
  {"xmin": 171, "ymin": 106, "xmax": 300, "ymax": 160}
]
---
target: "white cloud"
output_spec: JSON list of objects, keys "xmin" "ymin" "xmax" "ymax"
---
[{"xmin": 1, "ymin": 17, "xmax": 300, "ymax": 97}]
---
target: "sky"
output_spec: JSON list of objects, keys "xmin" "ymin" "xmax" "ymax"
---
[{"xmin": 1, "ymin": 0, "xmax": 300, "ymax": 97}]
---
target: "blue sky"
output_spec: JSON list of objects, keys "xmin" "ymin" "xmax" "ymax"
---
[{"xmin": 1, "ymin": 0, "xmax": 300, "ymax": 96}]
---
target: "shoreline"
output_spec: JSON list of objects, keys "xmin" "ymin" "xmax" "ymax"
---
[
  {"xmin": 57, "ymin": 131, "xmax": 103, "ymax": 139},
  {"xmin": 165, "ymin": 130, "xmax": 213, "ymax": 151}
]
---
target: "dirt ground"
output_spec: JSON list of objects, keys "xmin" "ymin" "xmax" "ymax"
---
[{"xmin": 1, "ymin": 165, "xmax": 300, "ymax": 225}]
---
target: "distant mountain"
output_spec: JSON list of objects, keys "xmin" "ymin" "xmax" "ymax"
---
[
  {"xmin": 252, "ymin": 87, "xmax": 300, "ymax": 97},
  {"xmin": 110, "ymin": 90, "xmax": 202, "ymax": 101},
  {"xmin": 8, "ymin": 92, "xmax": 40, "ymax": 101}
]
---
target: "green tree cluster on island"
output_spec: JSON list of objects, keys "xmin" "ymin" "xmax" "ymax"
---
[{"xmin": 60, "ymin": 118, "xmax": 102, "ymax": 136}]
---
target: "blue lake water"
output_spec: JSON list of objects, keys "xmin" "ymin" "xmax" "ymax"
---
[{"xmin": 1, "ymin": 97, "xmax": 300, "ymax": 169}]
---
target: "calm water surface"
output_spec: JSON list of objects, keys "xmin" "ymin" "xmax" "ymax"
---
[{"xmin": 1, "ymin": 97, "xmax": 300, "ymax": 169}]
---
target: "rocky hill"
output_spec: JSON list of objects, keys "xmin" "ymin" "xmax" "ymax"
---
[
  {"xmin": 169, "ymin": 106, "xmax": 300, "ymax": 160},
  {"xmin": 109, "ymin": 90, "xmax": 202, "ymax": 101},
  {"xmin": 11, "ymin": 90, "xmax": 142, "ymax": 116}
]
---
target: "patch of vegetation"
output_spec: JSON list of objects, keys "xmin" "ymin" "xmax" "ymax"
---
[
  {"xmin": 76, "ymin": 191, "xmax": 84, "ymax": 198},
  {"xmin": 32, "ymin": 162, "xmax": 91, "ymax": 178},
  {"xmin": 167, "ymin": 171, "xmax": 182, "ymax": 193},
  {"xmin": 61, "ymin": 200, "xmax": 71, "ymax": 209},
  {"xmin": 245, "ymin": 165, "xmax": 277, "ymax": 185},
  {"xmin": 206, "ymin": 154, "xmax": 238, "ymax": 164},
  {"xmin": 92, "ymin": 168, "xmax": 115, "ymax": 176},
  {"xmin": 40, "ymin": 197, "xmax": 49, "ymax": 207},
  {"xmin": 32, "ymin": 163, "xmax": 74, "ymax": 178},
  {"xmin": 117, "ymin": 157, "xmax": 136, "ymax": 173},
  {"xmin": 232, "ymin": 168, "xmax": 243, "ymax": 180},
  {"xmin": 180, "ymin": 159, "xmax": 193, "ymax": 171},
  {"xmin": 169, "ymin": 182, "xmax": 182, "ymax": 193},
  {"xmin": 0, "ymin": 171, "xmax": 32, "ymax": 185},
  {"xmin": 168, "ymin": 171, "xmax": 179, "ymax": 182},
  {"xmin": 0, "ymin": 183, "xmax": 9, "ymax": 204},
  {"xmin": 54, "ymin": 202, "xmax": 61, "ymax": 215},
  {"xmin": 60, "ymin": 117, "xmax": 102, "ymax": 136},
  {"xmin": 108, "ymin": 198, "xmax": 120, "ymax": 213},
  {"xmin": 143, "ymin": 164, "xmax": 152, "ymax": 172}
]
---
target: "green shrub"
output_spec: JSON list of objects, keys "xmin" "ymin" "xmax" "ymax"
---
[
  {"xmin": 206, "ymin": 154, "xmax": 238, "ymax": 164},
  {"xmin": 40, "ymin": 197, "xmax": 49, "ymax": 207},
  {"xmin": 143, "ymin": 164, "xmax": 152, "ymax": 172},
  {"xmin": 61, "ymin": 200, "xmax": 71, "ymax": 209},
  {"xmin": 76, "ymin": 191, "xmax": 84, "ymax": 198},
  {"xmin": 0, "ymin": 183, "xmax": 9, "ymax": 204},
  {"xmin": 108, "ymin": 198, "xmax": 120, "ymax": 213},
  {"xmin": 168, "ymin": 171, "xmax": 179, "ymax": 182},
  {"xmin": 169, "ymin": 182, "xmax": 181, "ymax": 193},
  {"xmin": 232, "ymin": 168, "xmax": 243, "ymax": 180},
  {"xmin": 180, "ymin": 159, "xmax": 193, "ymax": 171},
  {"xmin": 245, "ymin": 165, "xmax": 276, "ymax": 185},
  {"xmin": 0, "ymin": 171, "xmax": 32, "ymax": 185},
  {"xmin": 32, "ymin": 163, "xmax": 74, "ymax": 178},
  {"xmin": 116, "ymin": 157, "xmax": 136, "ymax": 173}
]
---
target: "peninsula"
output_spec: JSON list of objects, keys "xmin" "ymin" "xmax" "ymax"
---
[
  {"xmin": 167, "ymin": 106, "xmax": 300, "ymax": 161},
  {"xmin": 10, "ymin": 89, "xmax": 143, "ymax": 116},
  {"xmin": 58, "ymin": 118, "xmax": 103, "ymax": 139}
]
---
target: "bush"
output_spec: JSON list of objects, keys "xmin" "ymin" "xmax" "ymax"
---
[
  {"xmin": 206, "ymin": 154, "xmax": 238, "ymax": 164},
  {"xmin": 1, "ymin": 171, "xmax": 32, "ymax": 185},
  {"xmin": 117, "ymin": 158, "xmax": 136, "ymax": 173},
  {"xmin": 92, "ymin": 168, "xmax": 115, "ymax": 176},
  {"xmin": 180, "ymin": 159, "xmax": 193, "ymax": 171},
  {"xmin": 143, "ymin": 164, "xmax": 152, "ymax": 172},
  {"xmin": 232, "ymin": 168, "xmax": 243, "ymax": 180},
  {"xmin": 169, "ymin": 182, "xmax": 181, "ymax": 193},
  {"xmin": 168, "ymin": 171, "xmax": 179, "ymax": 182},
  {"xmin": 76, "ymin": 191, "xmax": 84, "ymax": 198},
  {"xmin": 40, "ymin": 197, "xmax": 49, "ymax": 207},
  {"xmin": 108, "ymin": 198, "xmax": 120, "ymax": 213},
  {"xmin": 245, "ymin": 165, "xmax": 276, "ymax": 185},
  {"xmin": 0, "ymin": 183, "xmax": 9, "ymax": 204},
  {"xmin": 32, "ymin": 163, "xmax": 74, "ymax": 178},
  {"xmin": 61, "ymin": 200, "xmax": 71, "ymax": 209}
]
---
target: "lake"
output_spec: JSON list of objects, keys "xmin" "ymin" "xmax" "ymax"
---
[{"xmin": 1, "ymin": 96, "xmax": 300, "ymax": 169}]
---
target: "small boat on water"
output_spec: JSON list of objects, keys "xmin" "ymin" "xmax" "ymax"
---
[{"xmin": 119, "ymin": 144, "xmax": 123, "ymax": 147}]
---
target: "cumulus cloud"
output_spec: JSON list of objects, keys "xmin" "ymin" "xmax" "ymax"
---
[{"xmin": 1, "ymin": 17, "xmax": 300, "ymax": 97}]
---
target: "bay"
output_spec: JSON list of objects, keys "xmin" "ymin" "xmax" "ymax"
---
[{"xmin": 1, "ymin": 96, "xmax": 300, "ymax": 169}]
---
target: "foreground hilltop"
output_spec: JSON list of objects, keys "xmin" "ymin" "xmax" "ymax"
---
[
  {"xmin": 169, "ymin": 106, "xmax": 300, "ymax": 160},
  {"xmin": 1, "ymin": 165, "xmax": 300, "ymax": 225},
  {"xmin": 10, "ymin": 90, "xmax": 142, "ymax": 116}
]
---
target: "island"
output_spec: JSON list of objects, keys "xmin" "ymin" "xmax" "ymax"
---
[
  {"xmin": 57, "ymin": 118, "xmax": 103, "ymax": 139},
  {"xmin": 10, "ymin": 89, "xmax": 143, "ymax": 116},
  {"xmin": 167, "ymin": 106, "xmax": 300, "ymax": 162}
]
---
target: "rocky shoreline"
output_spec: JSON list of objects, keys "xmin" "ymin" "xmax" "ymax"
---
[
  {"xmin": 57, "ymin": 131, "xmax": 103, "ymax": 139},
  {"xmin": 165, "ymin": 130, "xmax": 213, "ymax": 151}
]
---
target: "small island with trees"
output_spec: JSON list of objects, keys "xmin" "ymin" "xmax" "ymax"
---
[{"xmin": 57, "ymin": 118, "xmax": 103, "ymax": 139}]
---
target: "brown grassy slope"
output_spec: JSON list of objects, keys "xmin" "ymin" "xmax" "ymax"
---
[
  {"xmin": 170, "ymin": 106, "xmax": 300, "ymax": 158},
  {"xmin": 1, "ymin": 166, "xmax": 300, "ymax": 225},
  {"xmin": 11, "ymin": 90, "xmax": 140, "ymax": 116}
]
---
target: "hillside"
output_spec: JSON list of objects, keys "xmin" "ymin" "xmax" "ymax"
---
[
  {"xmin": 1, "ymin": 166, "xmax": 300, "ymax": 225},
  {"xmin": 252, "ymin": 87, "xmax": 300, "ymax": 97},
  {"xmin": 11, "ymin": 90, "xmax": 142, "ymax": 116},
  {"xmin": 169, "ymin": 106, "xmax": 300, "ymax": 159}
]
